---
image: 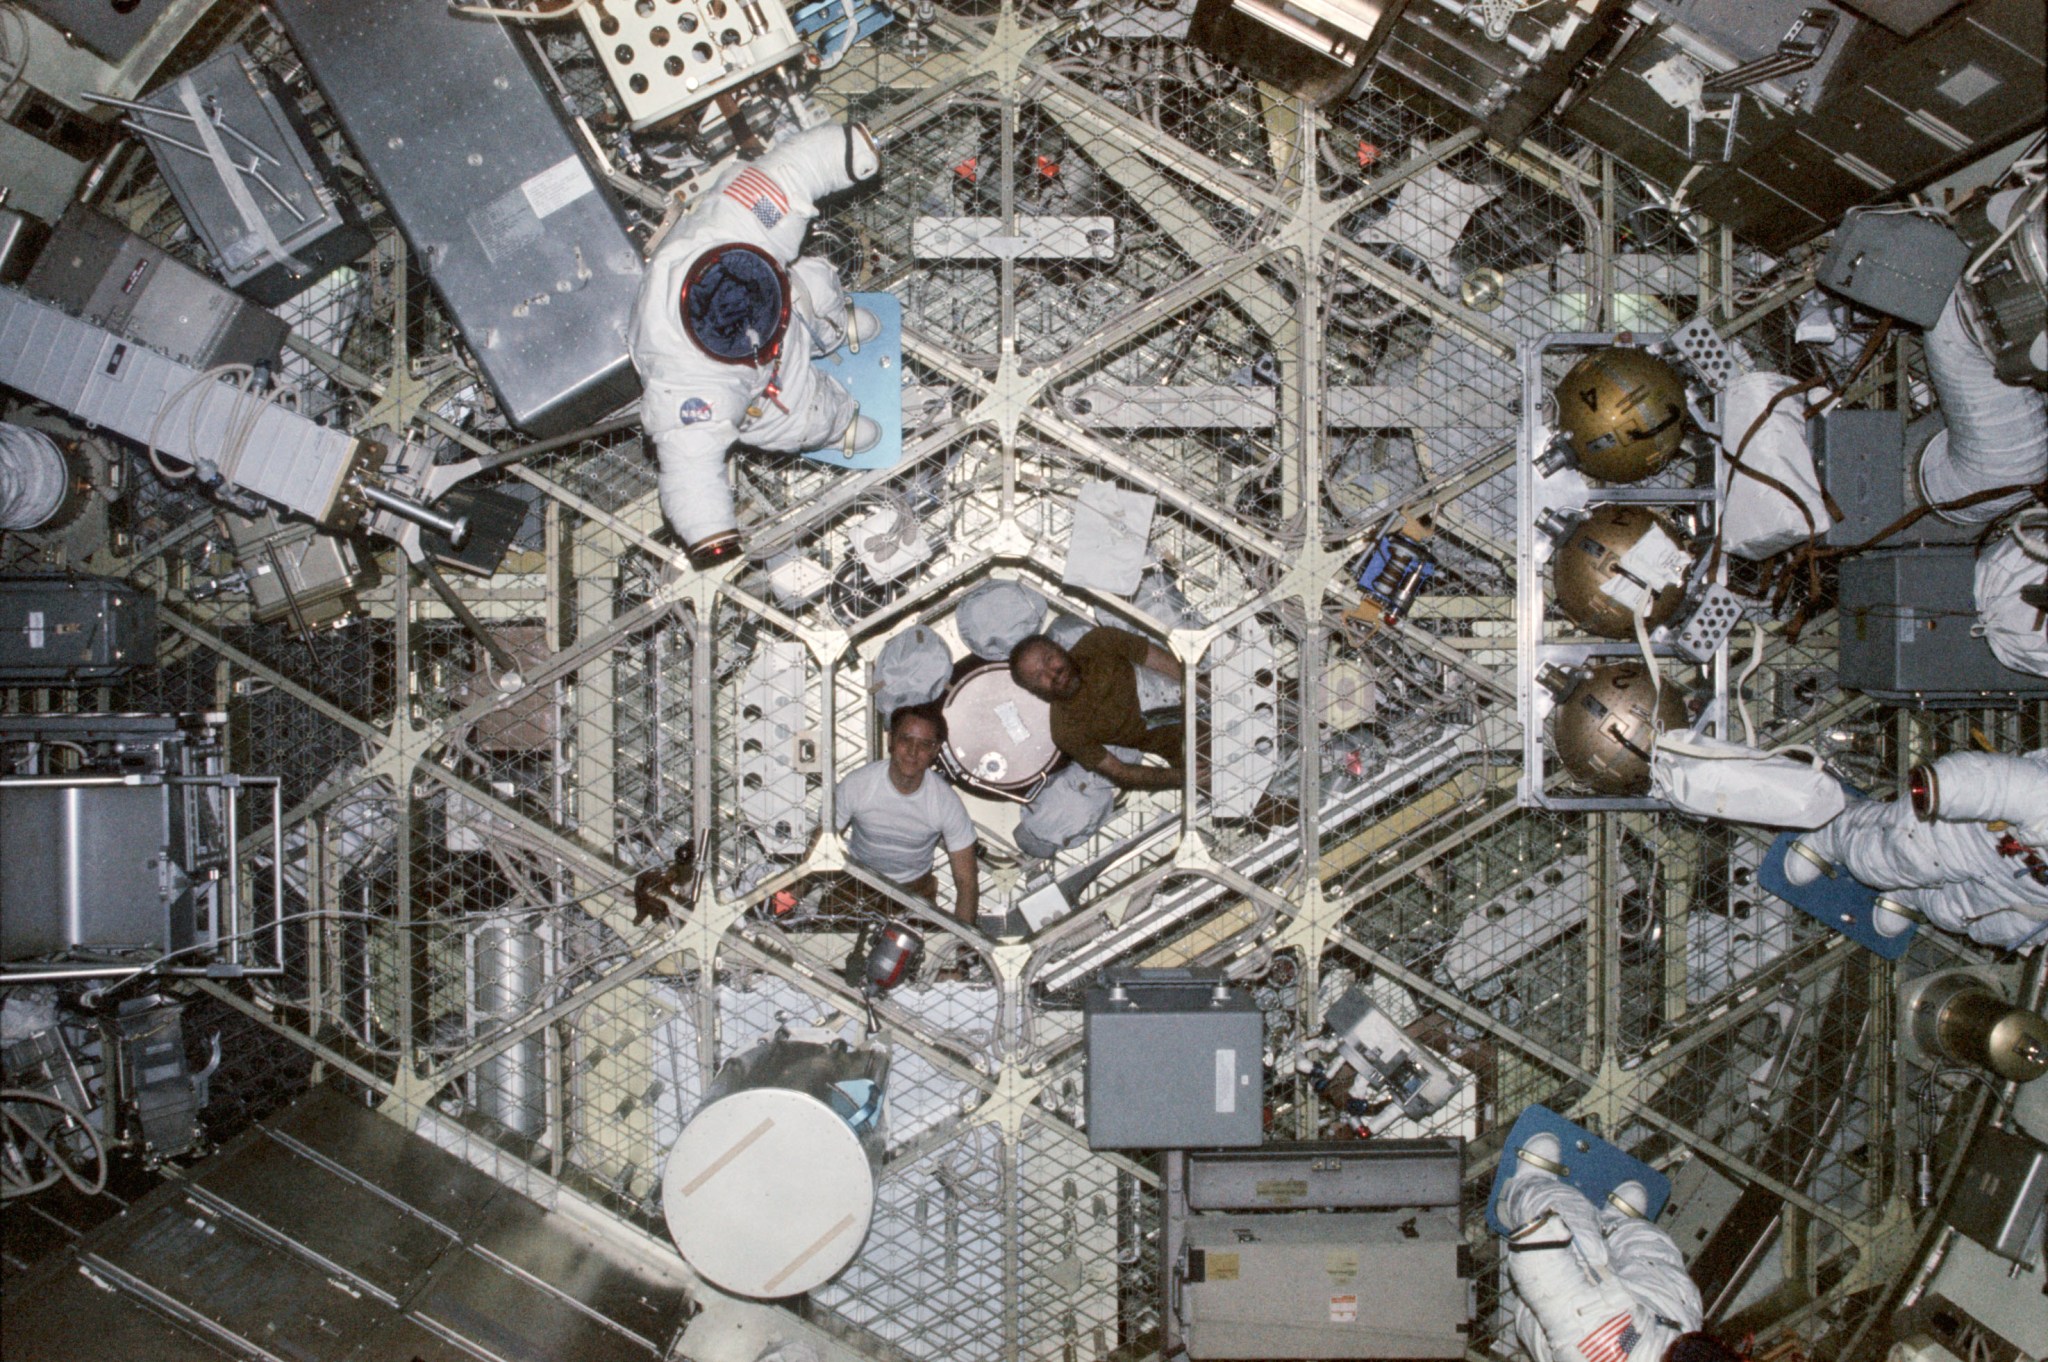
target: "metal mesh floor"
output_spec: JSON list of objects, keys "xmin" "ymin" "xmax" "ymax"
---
[{"xmin": 9, "ymin": 3, "xmax": 2043, "ymax": 1361}]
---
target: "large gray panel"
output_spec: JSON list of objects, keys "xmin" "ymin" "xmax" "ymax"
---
[
  {"xmin": 1185, "ymin": 1141, "xmax": 1463, "ymax": 1211},
  {"xmin": 91, "ymin": 1194, "xmax": 396, "ymax": 1361},
  {"xmin": 417, "ymin": 1248, "xmax": 660, "ymax": 1362},
  {"xmin": 269, "ymin": 0, "xmax": 643, "ymax": 437},
  {"xmin": 0, "ymin": 783, "xmax": 169, "ymax": 958}
]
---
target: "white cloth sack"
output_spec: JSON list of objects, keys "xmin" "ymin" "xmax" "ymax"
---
[
  {"xmin": 1650, "ymin": 732, "xmax": 1846, "ymax": 828},
  {"xmin": 955, "ymin": 578, "xmax": 1047, "ymax": 659},
  {"xmin": 1719, "ymin": 372, "xmax": 1833, "ymax": 558},
  {"xmin": 871, "ymin": 625, "xmax": 953, "ymax": 720},
  {"xmin": 1975, "ymin": 530, "xmax": 2048, "ymax": 679},
  {"xmin": 1014, "ymin": 764, "xmax": 1118, "ymax": 860}
]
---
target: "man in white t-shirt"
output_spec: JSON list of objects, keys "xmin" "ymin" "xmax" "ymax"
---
[{"xmin": 835, "ymin": 704, "xmax": 980, "ymax": 925}]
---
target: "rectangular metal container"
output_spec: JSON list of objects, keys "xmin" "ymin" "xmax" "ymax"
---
[
  {"xmin": 1185, "ymin": 1140, "xmax": 1463, "ymax": 1211},
  {"xmin": 0, "ymin": 783, "xmax": 175, "ymax": 960},
  {"xmin": 1945, "ymin": 1125, "xmax": 2048, "ymax": 1263},
  {"xmin": 0, "ymin": 286, "xmax": 373, "ymax": 527},
  {"xmin": 1837, "ymin": 548, "xmax": 2048, "ymax": 704},
  {"xmin": 1181, "ymin": 1209, "xmax": 1468, "ymax": 1359},
  {"xmin": 270, "ymin": 0, "xmax": 644, "ymax": 437},
  {"xmin": 137, "ymin": 44, "xmax": 374, "ymax": 305},
  {"xmin": 1813, "ymin": 409, "xmax": 1975, "ymax": 548},
  {"xmin": 25, "ymin": 202, "xmax": 288, "ymax": 367},
  {"xmin": 1084, "ymin": 968, "xmax": 1262, "ymax": 1149},
  {"xmin": 0, "ymin": 574, "xmax": 157, "ymax": 681}
]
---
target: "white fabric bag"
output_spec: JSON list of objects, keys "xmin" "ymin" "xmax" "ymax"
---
[
  {"xmin": 1650, "ymin": 732, "xmax": 1846, "ymax": 828},
  {"xmin": 1718, "ymin": 372, "xmax": 1833, "ymax": 559}
]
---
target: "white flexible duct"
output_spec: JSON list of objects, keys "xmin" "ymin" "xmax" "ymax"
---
[
  {"xmin": 1786, "ymin": 749, "xmax": 2048, "ymax": 950},
  {"xmin": 0, "ymin": 421, "xmax": 70, "ymax": 532},
  {"xmin": 1919, "ymin": 200, "xmax": 2048, "ymax": 522},
  {"xmin": 1975, "ymin": 524, "xmax": 2048, "ymax": 679}
]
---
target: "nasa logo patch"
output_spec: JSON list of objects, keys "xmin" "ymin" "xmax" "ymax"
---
[{"xmin": 679, "ymin": 397, "xmax": 713, "ymax": 424}]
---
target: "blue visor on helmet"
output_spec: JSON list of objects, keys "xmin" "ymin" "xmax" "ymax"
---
[{"xmin": 682, "ymin": 243, "xmax": 789, "ymax": 366}]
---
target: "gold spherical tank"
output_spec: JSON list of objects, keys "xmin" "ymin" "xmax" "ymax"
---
[
  {"xmin": 1554, "ymin": 347, "xmax": 1689, "ymax": 483},
  {"xmin": 1551, "ymin": 662, "xmax": 1690, "ymax": 795},
  {"xmin": 1553, "ymin": 505, "xmax": 1689, "ymax": 638}
]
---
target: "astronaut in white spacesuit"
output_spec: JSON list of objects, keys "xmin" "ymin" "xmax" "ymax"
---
[
  {"xmin": 1499, "ymin": 1134, "xmax": 1735, "ymax": 1362},
  {"xmin": 629, "ymin": 122, "xmax": 882, "ymax": 569},
  {"xmin": 1782, "ymin": 748, "xmax": 2048, "ymax": 950}
]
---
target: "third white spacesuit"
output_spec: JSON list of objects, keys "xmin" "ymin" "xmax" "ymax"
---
[
  {"xmin": 1499, "ymin": 1154, "xmax": 1701, "ymax": 1362},
  {"xmin": 1785, "ymin": 748, "xmax": 2048, "ymax": 950},
  {"xmin": 629, "ymin": 122, "xmax": 881, "ymax": 566}
]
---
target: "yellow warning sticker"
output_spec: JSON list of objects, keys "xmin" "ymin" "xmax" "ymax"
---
[
  {"xmin": 1209, "ymin": 1252, "xmax": 1240, "ymax": 1281},
  {"xmin": 1325, "ymin": 1248, "xmax": 1360, "ymax": 1282}
]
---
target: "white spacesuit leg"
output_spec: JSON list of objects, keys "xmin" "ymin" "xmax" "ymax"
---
[
  {"xmin": 739, "ymin": 313, "xmax": 859, "ymax": 454},
  {"xmin": 1501, "ymin": 1173, "xmax": 1686, "ymax": 1362},
  {"xmin": 789, "ymin": 257, "xmax": 855, "ymax": 355}
]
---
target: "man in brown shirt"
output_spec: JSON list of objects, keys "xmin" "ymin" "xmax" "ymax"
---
[{"xmin": 1009, "ymin": 627, "xmax": 1187, "ymax": 791}]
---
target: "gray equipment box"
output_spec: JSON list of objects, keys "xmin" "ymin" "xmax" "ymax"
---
[
  {"xmin": 1813, "ymin": 409, "xmax": 1975, "ymax": 548},
  {"xmin": 1181, "ymin": 1209, "xmax": 1468, "ymax": 1359},
  {"xmin": 1945, "ymin": 1125, "xmax": 2048, "ymax": 1263},
  {"xmin": 138, "ymin": 44, "xmax": 373, "ymax": 306},
  {"xmin": 271, "ymin": 0, "xmax": 644, "ymax": 438},
  {"xmin": 25, "ymin": 203, "xmax": 288, "ymax": 368},
  {"xmin": 0, "ymin": 783, "xmax": 183, "ymax": 960},
  {"xmin": 1838, "ymin": 548, "xmax": 2048, "ymax": 705},
  {"xmin": 0, "ymin": 575, "xmax": 156, "ymax": 682},
  {"xmin": 1817, "ymin": 208, "xmax": 1970, "ymax": 329},
  {"xmin": 1084, "ymin": 968, "xmax": 1262, "ymax": 1149},
  {"xmin": 18, "ymin": 0, "xmax": 178, "ymax": 61},
  {"xmin": 1185, "ymin": 1140, "xmax": 1462, "ymax": 1211}
]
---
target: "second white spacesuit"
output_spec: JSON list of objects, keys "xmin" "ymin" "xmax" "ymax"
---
[
  {"xmin": 1499, "ymin": 1142, "xmax": 1702, "ymax": 1362},
  {"xmin": 629, "ymin": 122, "xmax": 881, "ymax": 566},
  {"xmin": 1784, "ymin": 748, "xmax": 2048, "ymax": 950}
]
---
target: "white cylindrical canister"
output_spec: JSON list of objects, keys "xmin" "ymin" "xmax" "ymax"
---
[{"xmin": 661, "ymin": 1032, "xmax": 887, "ymax": 1297}]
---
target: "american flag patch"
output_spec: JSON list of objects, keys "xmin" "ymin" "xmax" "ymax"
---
[
  {"xmin": 725, "ymin": 167, "xmax": 789, "ymax": 229},
  {"xmin": 1577, "ymin": 1314, "xmax": 1641, "ymax": 1362}
]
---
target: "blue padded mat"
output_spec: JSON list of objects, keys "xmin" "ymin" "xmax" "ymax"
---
[
  {"xmin": 1758, "ymin": 831, "xmax": 1917, "ymax": 960},
  {"xmin": 1486, "ymin": 1105, "xmax": 1671, "ymax": 1237},
  {"xmin": 799, "ymin": 291, "xmax": 904, "ymax": 472}
]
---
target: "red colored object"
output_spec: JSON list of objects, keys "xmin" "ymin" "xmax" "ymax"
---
[
  {"xmin": 1356, "ymin": 141, "xmax": 1379, "ymax": 167},
  {"xmin": 1908, "ymin": 763, "xmax": 1936, "ymax": 818},
  {"xmin": 769, "ymin": 888, "xmax": 799, "ymax": 916},
  {"xmin": 1035, "ymin": 155, "xmax": 1060, "ymax": 179},
  {"xmin": 953, "ymin": 156, "xmax": 978, "ymax": 181}
]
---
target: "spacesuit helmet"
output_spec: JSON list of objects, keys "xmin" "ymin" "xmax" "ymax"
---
[{"xmin": 682, "ymin": 243, "xmax": 791, "ymax": 367}]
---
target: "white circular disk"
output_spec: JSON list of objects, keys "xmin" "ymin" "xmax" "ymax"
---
[{"xmin": 661, "ymin": 1088, "xmax": 875, "ymax": 1297}]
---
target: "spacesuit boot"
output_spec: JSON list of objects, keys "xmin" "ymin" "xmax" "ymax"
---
[
  {"xmin": 1500, "ymin": 1169, "xmax": 1700, "ymax": 1362},
  {"xmin": 628, "ymin": 123, "xmax": 883, "ymax": 565}
]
